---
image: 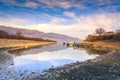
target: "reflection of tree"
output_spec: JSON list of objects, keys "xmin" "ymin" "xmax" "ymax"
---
[
  {"xmin": 86, "ymin": 48, "xmax": 107, "ymax": 55},
  {"xmin": 9, "ymin": 43, "xmax": 67, "ymax": 56},
  {"xmin": 9, "ymin": 46, "xmax": 42, "ymax": 57}
]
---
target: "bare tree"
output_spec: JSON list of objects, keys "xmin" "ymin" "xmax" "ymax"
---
[
  {"xmin": 16, "ymin": 31, "xmax": 22, "ymax": 36},
  {"xmin": 95, "ymin": 28, "xmax": 106, "ymax": 36}
]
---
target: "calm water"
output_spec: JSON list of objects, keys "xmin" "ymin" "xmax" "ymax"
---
[{"xmin": 7, "ymin": 43, "xmax": 99, "ymax": 72}]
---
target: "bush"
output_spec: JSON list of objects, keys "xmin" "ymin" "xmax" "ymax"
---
[{"xmin": 85, "ymin": 33, "xmax": 120, "ymax": 42}]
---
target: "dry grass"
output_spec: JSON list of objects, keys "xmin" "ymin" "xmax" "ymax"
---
[
  {"xmin": 0, "ymin": 39, "xmax": 56, "ymax": 49},
  {"xmin": 83, "ymin": 41, "xmax": 120, "ymax": 50}
]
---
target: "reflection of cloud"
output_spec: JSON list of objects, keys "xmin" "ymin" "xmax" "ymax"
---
[
  {"xmin": 9, "ymin": 48, "xmax": 99, "ymax": 72},
  {"xmin": 17, "ymin": 48, "xmax": 98, "ymax": 61}
]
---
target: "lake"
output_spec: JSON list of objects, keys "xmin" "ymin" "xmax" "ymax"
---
[{"xmin": 1, "ymin": 43, "xmax": 99, "ymax": 73}]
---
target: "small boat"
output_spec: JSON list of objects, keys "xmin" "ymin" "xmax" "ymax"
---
[
  {"xmin": 73, "ymin": 43, "xmax": 78, "ymax": 47},
  {"xmin": 67, "ymin": 42, "xmax": 74, "ymax": 47}
]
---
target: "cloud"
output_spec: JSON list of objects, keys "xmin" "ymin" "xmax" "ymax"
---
[
  {"xmin": 12, "ymin": 19, "xmax": 28, "ymax": 24},
  {"xmin": 0, "ymin": 18, "xmax": 29, "ymax": 28},
  {"xmin": 63, "ymin": 11, "xmax": 76, "ymax": 18},
  {"xmin": 0, "ymin": 12, "xmax": 14, "ymax": 19},
  {"xmin": 0, "ymin": 0, "xmax": 38, "ymax": 8},
  {"xmin": 50, "ymin": 17, "xmax": 67, "ymax": 24},
  {"xmin": 0, "ymin": 0, "xmax": 84, "ymax": 9},
  {"xmin": 0, "ymin": 11, "xmax": 120, "ymax": 39},
  {"xmin": 0, "ymin": 0, "xmax": 119, "ymax": 11},
  {"xmin": 27, "ymin": 12, "xmax": 120, "ymax": 39},
  {"xmin": 25, "ymin": 1, "xmax": 38, "ymax": 8},
  {"xmin": 38, "ymin": 0, "xmax": 82, "ymax": 9},
  {"xmin": 0, "ymin": 0, "xmax": 16, "ymax": 5}
]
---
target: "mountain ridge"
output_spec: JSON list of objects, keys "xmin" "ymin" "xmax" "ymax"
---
[{"xmin": 0, "ymin": 25, "xmax": 81, "ymax": 42}]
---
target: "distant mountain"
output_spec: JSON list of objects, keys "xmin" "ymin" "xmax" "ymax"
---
[{"xmin": 0, "ymin": 26, "xmax": 81, "ymax": 42}]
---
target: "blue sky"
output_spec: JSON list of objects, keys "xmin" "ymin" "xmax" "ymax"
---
[{"xmin": 0, "ymin": 0, "xmax": 120, "ymax": 39}]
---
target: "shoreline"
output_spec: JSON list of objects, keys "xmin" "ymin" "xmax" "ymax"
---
[
  {"xmin": 0, "ymin": 48, "xmax": 119, "ymax": 80},
  {"xmin": 0, "ymin": 39, "xmax": 57, "ymax": 80},
  {"xmin": 0, "ymin": 41, "xmax": 120, "ymax": 80},
  {"xmin": 35, "ymin": 41, "xmax": 120, "ymax": 80},
  {"xmin": 36, "ymin": 50, "xmax": 120, "ymax": 80},
  {"xmin": 0, "ymin": 39, "xmax": 56, "ymax": 51},
  {"xmin": 78, "ymin": 41, "xmax": 120, "ymax": 50}
]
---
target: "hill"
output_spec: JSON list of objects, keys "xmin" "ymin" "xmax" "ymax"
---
[{"xmin": 0, "ymin": 26, "xmax": 81, "ymax": 42}]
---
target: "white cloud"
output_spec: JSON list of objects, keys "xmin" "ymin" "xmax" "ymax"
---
[
  {"xmin": 29, "ymin": 12, "xmax": 120, "ymax": 39},
  {"xmin": 63, "ymin": 11, "xmax": 76, "ymax": 18},
  {"xmin": 0, "ymin": 0, "xmax": 38, "ymax": 8},
  {"xmin": 50, "ymin": 17, "xmax": 67, "ymax": 24},
  {"xmin": 12, "ymin": 19, "xmax": 28, "ymax": 24},
  {"xmin": 0, "ymin": 0, "xmax": 80, "ymax": 9},
  {"xmin": 0, "ymin": 12, "xmax": 120, "ymax": 39},
  {"xmin": 0, "ymin": 18, "xmax": 29, "ymax": 28},
  {"xmin": 0, "ymin": 0, "xmax": 118, "ymax": 11},
  {"xmin": 0, "ymin": 0, "xmax": 16, "ymax": 5},
  {"xmin": 38, "ymin": 0, "xmax": 84, "ymax": 9},
  {"xmin": 25, "ymin": 1, "xmax": 38, "ymax": 8}
]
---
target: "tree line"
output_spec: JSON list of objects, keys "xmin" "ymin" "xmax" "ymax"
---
[
  {"xmin": 0, "ymin": 30, "xmax": 56, "ymax": 42},
  {"xmin": 85, "ymin": 28, "xmax": 120, "ymax": 42}
]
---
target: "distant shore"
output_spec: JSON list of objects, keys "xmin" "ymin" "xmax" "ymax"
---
[
  {"xmin": 78, "ymin": 41, "xmax": 120, "ymax": 50},
  {"xmin": 0, "ymin": 39, "xmax": 56, "ymax": 50}
]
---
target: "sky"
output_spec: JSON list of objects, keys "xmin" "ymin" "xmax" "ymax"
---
[{"xmin": 0, "ymin": 0, "xmax": 120, "ymax": 39}]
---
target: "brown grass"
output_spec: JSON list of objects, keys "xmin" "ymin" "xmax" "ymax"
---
[
  {"xmin": 0, "ymin": 39, "xmax": 56, "ymax": 49},
  {"xmin": 81, "ymin": 41, "xmax": 120, "ymax": 50}
]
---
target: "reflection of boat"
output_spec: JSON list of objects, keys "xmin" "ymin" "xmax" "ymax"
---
[
  {"xmin": 67, "ymin": 42, "xmax": 79, "ymax": 48},
  {"xmin": 67, "ymin": 42, "xmax": 74, "ymax": 47}
]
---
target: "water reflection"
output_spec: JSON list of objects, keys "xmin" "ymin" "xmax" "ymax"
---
[
  {"xmin": 10, "ymin": 43, "xmax": 67, "ymax": 56},
  {"xmin": 9, "ymin": 44, "xmax": 99, "ymax": 72},
  {"xmin": 85, "ymin": 48, "xmax": 107, "ymax": 55}
]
